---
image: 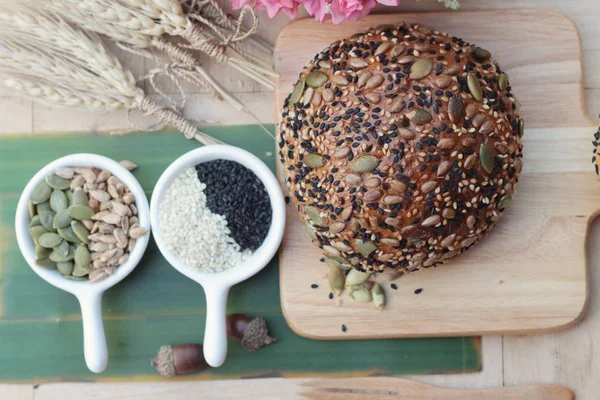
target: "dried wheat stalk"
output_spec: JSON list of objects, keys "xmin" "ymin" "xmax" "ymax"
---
[
  {"xmin": 38, "ymin": 0, "xmax": 249, "ymax": 110},
  {"xmin": 47, "ymin": 0, "xmax": 277, "ymax": 89},
  {"xmin": 0, "ymin": 7, "xmax": 221, "ymax": 145}
]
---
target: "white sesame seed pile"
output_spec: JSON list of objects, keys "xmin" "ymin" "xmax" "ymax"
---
[{"xmin": 159, "ymin": 168, "xmax": 251, "ymax": 273}]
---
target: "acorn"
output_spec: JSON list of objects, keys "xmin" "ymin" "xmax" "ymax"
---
[
  {"xmin": 150, "ymin": 344, "xmax": 207, "ymax": 377},
  {"xmin": 226, "ymin": 314, "xmax": 277, "ymax": 351}
]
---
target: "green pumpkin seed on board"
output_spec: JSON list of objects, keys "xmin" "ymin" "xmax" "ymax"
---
[
  {"xmin": 349, "ymin": 286, "xmax": 372, "ymax": 303},
  {"xmin": 346, "ymin": 269, "xmax": 371, "ymax": 286},
  {"xmin": 372, "ymin": 283, "xmax": 385, "ymax": 310}
]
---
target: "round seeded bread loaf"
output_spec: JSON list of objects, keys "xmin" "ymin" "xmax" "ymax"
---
[{"xmin": 278, "ymin": 23, "xmax": 524, "ymax": 273}]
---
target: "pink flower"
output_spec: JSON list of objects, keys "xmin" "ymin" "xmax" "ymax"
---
[
  {"xmin": 232, "ymin": 0, "xmax": 401, "ymax": 22},
  {"xmin": 329, "ymin": 0, "xmax": 376, "ymax": 24},
  {"xmin": 376, "ymin": 0, "xmax": 400, "ymax": 6},
  {"xmin": 302, "ymin": 0, "xmax": 329, "ymax": 22}
]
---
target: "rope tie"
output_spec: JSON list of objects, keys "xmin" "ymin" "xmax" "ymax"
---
[
  {"xmin": 185, "ymin": 5, "xmax": 258, "ymax": 62},
  {"xmin": 140, "ymin": 97, "xmax": 198, "ymax": 140}
]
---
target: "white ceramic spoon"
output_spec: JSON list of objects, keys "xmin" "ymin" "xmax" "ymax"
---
[
  {"xmin": 150, "ymin": 145, "xmax": 285, "ymax": 367},
  {"xmin": 15, "ymin": 154, "xmax": 151, "ymax": 373}
]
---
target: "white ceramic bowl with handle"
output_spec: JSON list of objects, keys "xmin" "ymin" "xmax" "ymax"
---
[
  {"xmin": 15, "ymin": 154, "xmax": 151, "ymax": 373},
  {"xmin": 150, "ymin": 145, "xmax": 285, "ymax": 368}
]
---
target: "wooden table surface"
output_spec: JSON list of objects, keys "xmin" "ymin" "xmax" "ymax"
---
[{"xmin": 1, "ymin": 0, "xmax": 598, "ymax": 398}]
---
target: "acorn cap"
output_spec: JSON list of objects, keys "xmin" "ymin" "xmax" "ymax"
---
[
  {"xmin": 150, "ymin": 345, "xmax": 176, "ymax": 377},
  {"xmin": 241, "ymin": 317, "xmax": 277, "ymax": 351}
]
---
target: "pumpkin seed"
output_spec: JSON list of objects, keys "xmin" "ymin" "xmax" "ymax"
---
[
  {"xmin": 64, "ymin": 275, "xmax": 87, "ymax": 281},
  {"xmin": 49, "ymin": 246, "xmax": 75, "ymax": 262},
  {"xmin": 303, "ymin": 220, "xmax": 318, "ymax": 240},
  {"xmin": 75, "ymin": 245, "xmax": 91, "ymax": 272},
  {"xmin": 328, "ymin": 265, "xmax": 345, "ymax": 296},
  {"xmin": 28, "ymin": 200, "xmax": 36, "ymax": 218},
  {"xmin": 305, "ymin": 206, "xmax": 323, "ymax": 226},
  {"xmin": 57, "ymin": 261, "xmax": 74, "ymax": 276},
  {"xmin": 346, "ymin": 269, "xmax": 371, "ymax": 286},
  {"xmin": 448, "ymin": 94, "xmax": 464, "ymax": 123},
  {"xmin": 32, "ymin": 181, "xmax": 52, "ymax": 204},
  {"xmin": 351, "ymin": 155, "xmax": 380, "ymax": 173},
  {"xmin": 65, "ymin": 190, "xmax": 73, "ymax": 206},
  {"xmin": 324, "ymin": 257, "xmax": 341, "ymax": 269},
  {"xmin": 289, "ymin": 79, "xmax": 305, "ymax": 105},
  {"xmin": 50, "ymin": 190, "xmax": 68, "ymax": 213},
  {"xmin": 53, "ymin": 210, "xmax": 73, "ymax": 229},
  {"xmin": 498, "ymin": 195, "xmax": 512, "ymax": 211},
  {"xmin": 519, "ymin": 118, "xmax": 525, "ymax": 138},
  {"xmin": 67, "ymin": 204, "xmax": 95, "ymax": 220},
  {"xmin": 29, "ymin": 215, "xmax": 41, "ymax": 228},
  {"xmin": 412, "ymin": 109, "xmax": 432, "ymax": 125},
  {"xmin": 306, "ymin": 71, "xmax": 328, "ymax": 88},
  {"xmin": 57, "ymin": 226, "xmax": 82, "ymax": 243},
  {"xmin": 45, "ymin": 174, "xmax": 70, "ymax": 190},
  {"xmin": 36, "ymin": 259, "xmax": 57, "ymax": 270},
  {"xmin": 36, "ymin": 201, "xmax": 51, "ymax": 213},
  {"xmin": 467, "ymin": 73, "xmax": 483, "ymax": 101},
  {"xmin": 72, "ymin": 264, "xmax": 89, "ymax": 278},
  {"xmin": 29, "ymin": 225, "xmax": 49, "ymax": 243},
  {"xmin": 499, "ymin": 73, "xmax": 508, "ymax": 90},
  {"xmin": 470, "ymin": 47, "xmax": 491, "ymax": 62},
  {"xmin": 479, "ymin": 143, "xmax": 494, "ymax": 174},
  {"xmin": 372, "ymin": 283, "xmax": 385, "ymax": 310},
  {"xmin": 409, "ymin": 58, "xmax": 433, "ymax": 80},
  {"xmin": 71, "ymin": 220, "xmax": 90, "ymax": 244},
  {"xmin": 38, "ymin": 232, "xmax": 62, "ymax": 248},
  {"xmin": 304, "ymin": 153, "xmax": 325, "ymax": 168},
  {"xmin": 39, "ymin": 210, "xmax": 56, "ymax": 231},
  {"xmin": 356, "ymin": 240, "xmax": 377, "ymax": 256},
  {"xmin": 349, "ymin": 286, "xmax": 372, "ymax": 303},
  {"xmin": 35, "ymin": 244, "xmax": 52, "ymax": 260},
  {"xmin": 55, "ymin": 239, "xmax": 70, "ymax": 257},
  {"xmin": 72, "ymin": 188, "xmax": 88, "ymax": 206}
]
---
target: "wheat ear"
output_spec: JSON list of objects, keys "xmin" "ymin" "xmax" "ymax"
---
[{"xmin": 0, "ymin": 7, "xmax": 220, "ymax": 145}]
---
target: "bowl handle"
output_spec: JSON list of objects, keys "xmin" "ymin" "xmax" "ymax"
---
[
  {"xmin": 203, "ymin": 285, "xmax": 230, "ymax": 367},
  {"xmin": 78, "ymin": 292, "xmax": 108, "ymax": 373}
]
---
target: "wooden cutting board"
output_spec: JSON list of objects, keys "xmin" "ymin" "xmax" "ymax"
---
[{"xmin": 274, "ymin": 9, "xmax": 598, "ymax": 339}]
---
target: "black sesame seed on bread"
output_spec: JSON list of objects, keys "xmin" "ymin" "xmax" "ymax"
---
[{"xmin": 278, "ymin": 22, "xmax": 524, "ymax": 274}]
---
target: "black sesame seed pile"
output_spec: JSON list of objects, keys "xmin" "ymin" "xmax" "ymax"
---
[
  {"xmin": 278, "ymin": 22, "xmax": 523, "ymax": 274},
  {"xmin": 195, "ymin": 160, "xmax": 271, "ymax": 251}
]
